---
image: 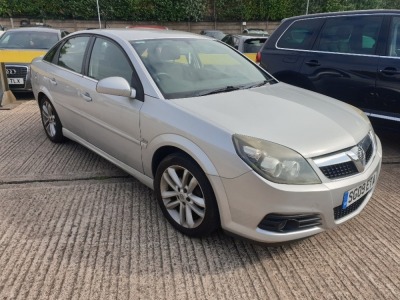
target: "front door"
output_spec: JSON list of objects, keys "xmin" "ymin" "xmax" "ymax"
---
[{"xmin": 77, "ymin": 37, "xmax": 144, "ymax": 172}]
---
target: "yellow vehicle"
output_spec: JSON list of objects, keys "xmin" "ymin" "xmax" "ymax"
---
[{"xmin": 0, "ymin": 27, "xmax": 68, "ymax": 91}]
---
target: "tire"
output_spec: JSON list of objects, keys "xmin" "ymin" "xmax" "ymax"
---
[
  {"xmin": 39, "ymin": 96, "xmax": 65, "ymax": 143},
  {"xmin": 154, "ymin": 153, "xmax": 220, "ymax": 237}
]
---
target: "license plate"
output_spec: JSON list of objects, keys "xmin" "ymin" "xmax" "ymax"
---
[
  {"xmin": 342, "ymin": 172, "xmax": 377, "ymax": 209},
  {"xmin": 8, "ymin": 78, "xmax": 24, "ymax": 85}
]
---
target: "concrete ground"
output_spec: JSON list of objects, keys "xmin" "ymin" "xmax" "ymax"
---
[{"xmin": 0, "ymin": 100, "xmax": 399, "ymax": 300}]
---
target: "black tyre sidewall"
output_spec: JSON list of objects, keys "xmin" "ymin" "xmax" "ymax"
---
[
  {"xmin": 154, "ymin": 153, "xmax": 220, "ymax": 237},
  {"xmin": 40, "ymin": 97, "xmax": 65, "ymax": 143}
]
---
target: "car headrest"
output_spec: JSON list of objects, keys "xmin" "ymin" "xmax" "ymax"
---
[{"xmin": 159, "ymin": 46, "xmax": 181, "ymax": 61}]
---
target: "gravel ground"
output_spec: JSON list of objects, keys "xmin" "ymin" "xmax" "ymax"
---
[{"xmin": 0, "ymin": 101, "xmax": 399, "ymax": 300}]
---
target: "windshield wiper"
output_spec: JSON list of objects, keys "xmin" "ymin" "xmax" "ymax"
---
[
  {"xmin": 196, "ymin": 85, "xmax": 242, "ymax": 97},
  {"xmin": 243, "ymin": 79, "xmax": 275, "ymax": 89}
]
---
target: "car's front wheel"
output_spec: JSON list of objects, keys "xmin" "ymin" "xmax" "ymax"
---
[
  {"xmin": 154, "ymin": 153, "xmax": 220, "ymax": 237},
  {"xmin": 39, "ymin": 96, "xmax": 65, "ymax": 143}
]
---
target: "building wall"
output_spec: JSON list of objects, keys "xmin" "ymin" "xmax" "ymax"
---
[{"xmin": 0, "ymin": 17, "xmax": 280, "ymax": 35}]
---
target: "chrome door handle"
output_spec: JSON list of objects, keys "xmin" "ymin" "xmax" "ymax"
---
[{"xmin": 81, "ymin": 92, "xmax": 92, "ymax": 102}]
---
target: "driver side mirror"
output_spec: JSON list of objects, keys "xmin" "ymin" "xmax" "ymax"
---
[{"xmin": 96, "ymin": 76, "xmax": 136, "ymax": 98}]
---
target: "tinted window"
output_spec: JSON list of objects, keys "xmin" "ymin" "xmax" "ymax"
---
[
  {"xmin": 57, "ymin": 36, "xmax": 90, "ymax": 73},
  {"xmin": 388, "ymin": 16, "xmax": 400, "ymax": 57},
  {"xmin": 43, "ymin": 45, "xmax": 59, "ymax": 63},
  {"xmin": 277, "ymin": 19, "xmax": 321, "ymax": 50},
  {"xmin": 316, "ymin": 16, "xmax": 382, "ymax": 55},
  {"xmin": 222, "ymin": 35, "xmax": 234, "ymax": 47},
  {"xmin": 88, "ymin": 37, "xmax": 133, "ymax": 83}
]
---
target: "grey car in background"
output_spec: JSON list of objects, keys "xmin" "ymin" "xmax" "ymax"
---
[
  {"xmin": 31, "ymin": 29, "xmax": 382, "ymax": 244},
  {"xmin": 200, "ymin": 29, "xmax": 226, "ymax": 40},
  {"xmin": 222, "ymin": 34, "xmax": 268, "ymax": 62}
]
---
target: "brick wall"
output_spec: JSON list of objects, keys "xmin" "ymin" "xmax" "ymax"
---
[{"xmin": 0, "ymin": 17, "xmax": 280, "ymax": 35}]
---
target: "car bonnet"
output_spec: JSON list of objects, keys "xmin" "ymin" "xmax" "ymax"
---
[
  {"xmin": 0, "ymin": 49, "xmax": 47, "ymax": 63},
  {"xmin": 171, "ymin": 82, "xmax": 370, "ymax": 158}
]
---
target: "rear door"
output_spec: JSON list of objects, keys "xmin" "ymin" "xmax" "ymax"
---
[
  {"xmin": 260, "ymin": 18, "xmax": 323, "ymax": 80},
  {"xmin": 375, "ymin": 15, "xmax": 400, "ymax": 127},
  {"xmin": 46, "ymin": 35, "xmax": 92, "ymax": 140},
  {"xmin": 300, "ymin": 15, "xmax": 383, "ymax": 109}
]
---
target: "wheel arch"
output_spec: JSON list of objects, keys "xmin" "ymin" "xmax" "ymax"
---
[
  {"xmin": 145, "ymin": 134, "xmax": 232, "ymax": 231},
  {"xmin": 146, "ymin": 134, "xmax": 219, "ymax": 179},
  {"xmin": 37, "ymin": 88, "xmax": 54, "ymax": 106}
]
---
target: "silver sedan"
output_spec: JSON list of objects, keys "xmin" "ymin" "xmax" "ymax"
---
[{"xmin": 31, "ymin": 29, "xmax": 382, "ymax": 244}]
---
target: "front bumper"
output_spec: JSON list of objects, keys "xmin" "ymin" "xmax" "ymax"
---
[{"xmin": 214, "ymin": 137, "xmax": 382, "ymax": 244}]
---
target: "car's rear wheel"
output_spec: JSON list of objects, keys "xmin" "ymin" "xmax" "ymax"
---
[
  {"xmin": 39, "ymin": 96, "xmax": 65, "ymax": 143},
  {"xmin": 154, "ymin": 153, "xmax": 220, "ymax": 237}
]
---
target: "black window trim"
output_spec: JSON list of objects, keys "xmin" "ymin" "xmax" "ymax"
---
[{"xmin": 275, "ymin": 13, "xmax": 400, "ymax": 58}]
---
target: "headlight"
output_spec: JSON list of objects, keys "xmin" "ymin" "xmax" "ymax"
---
[{"xmin": 233, "ymin": 134, "xmax": 321, "ymax": 185}]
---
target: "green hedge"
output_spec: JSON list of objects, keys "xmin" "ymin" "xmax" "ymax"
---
[{"xmin": 1, "ymin": 0, "xmax": 399, "ymax": 22}]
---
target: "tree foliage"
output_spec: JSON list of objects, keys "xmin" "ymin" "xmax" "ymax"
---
[{"xmin": 1, "ymin": 0, "xmax": 400, "ymax": 21}]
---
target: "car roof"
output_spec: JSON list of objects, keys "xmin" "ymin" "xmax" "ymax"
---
[
  {"xmin": 5, "ymin": 27, "xmax": 63, "ymax": 33},
  {"xmin": 227, "ymin": 34, "xmax": 267, "ymax": 40},
  {"xmin": 69, "ymin": 28, "xmax": 209, "ymax": 41},
  {"xmin": 283, "ymin": 9, "xmax": 400, "ymax": 22}
]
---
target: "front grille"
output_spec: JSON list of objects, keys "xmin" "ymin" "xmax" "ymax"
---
[
  {"xmin": 334, "ymin": 194, "xmax": 367, "ymax": 220},
  {"xmin": 314, "ymin": 132, "xmax": 375, "ymax": 180},
  {"xmin": 320, "ymin": 162, "xmax": 358, "ymax": 179},
  {"xmin": 258, "ymin": 213, "xmax": 322, "ymax": 233},
  {"xmin": 5, "ymin": 65, "xmax": 28, "ymax": 89}
]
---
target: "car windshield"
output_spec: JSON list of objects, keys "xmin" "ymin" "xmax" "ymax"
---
[
  {"xmin": 0, "ymin": 31, "xmax": 58, "ymax": 49},
  {"xmin": 131, "ymin": 38, "xmax": 272, "ymax": 99}
]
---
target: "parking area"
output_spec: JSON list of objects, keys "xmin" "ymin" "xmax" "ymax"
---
[{"xmin": 0, "ymin": 100, "xmax": 400, "ymax": 300}]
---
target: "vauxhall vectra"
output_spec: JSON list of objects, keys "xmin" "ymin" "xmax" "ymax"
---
[{"xmin": 30, "ymin": 29, "xmax": 382, "ymax": 243}]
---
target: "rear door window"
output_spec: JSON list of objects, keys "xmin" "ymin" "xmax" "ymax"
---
[
  {"xmin": 388, "ymin": 16, "xmax": 400, "ymax": 57},
  {"xmin": 57, "ymin": 36, "xmax": 90, "ymax": 73},
  {"xmin": 277, "ymin": 18, "xmax": 322, "ymax": 50},
  {"xmin": 316, "ymin": 15, "xmax": 383, "ymax": 55}
]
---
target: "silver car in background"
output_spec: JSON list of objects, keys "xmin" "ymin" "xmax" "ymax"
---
[{"xmin": 31, "ymin": 29, "xmax": 382, "ymax": 244}]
